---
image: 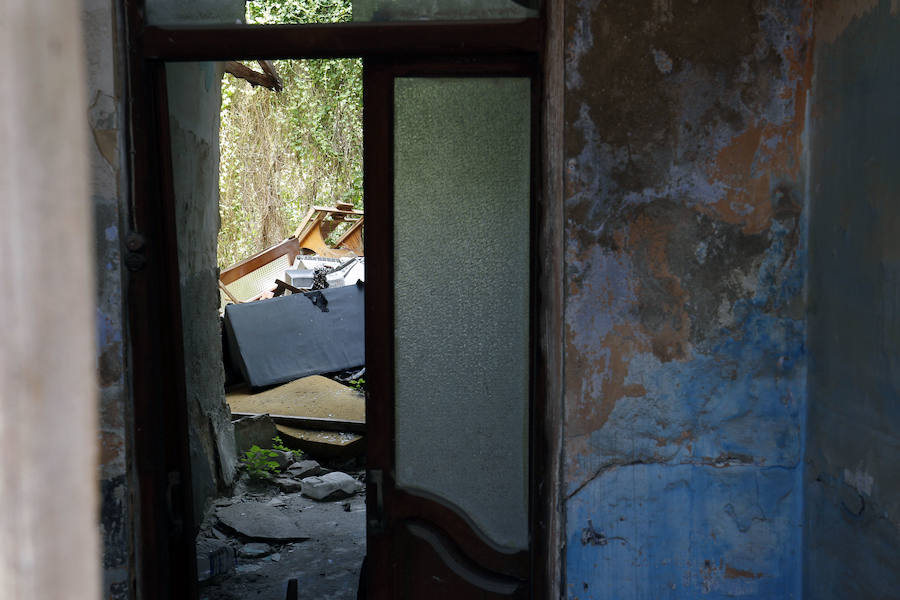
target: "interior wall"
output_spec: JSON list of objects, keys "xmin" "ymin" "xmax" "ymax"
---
[
  {"xmin": 145, "ymin": 0, "xmax": 243, "ymax": 526},
  {"xmin": 562, "ymin": 1, "xmax": 811, "ymax": 597},
  {"xmin": 85, "ymin": 0, "xmax": 133, "ymax": 598},
  {"xmin": 805, "ymin": 2, "xmax": 900, "ymax": 598},
  {"xmin": 167, "ymin": 61, "xmax": 239, "ymax": 522},
  {"xmin": 89, "ymin": 3, "xmax": 245, "ymax": 597}
]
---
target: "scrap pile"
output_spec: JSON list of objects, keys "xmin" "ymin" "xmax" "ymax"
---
[{"xmin": 218, "ymin": 203, "xmax": 365, "ymax": 457}]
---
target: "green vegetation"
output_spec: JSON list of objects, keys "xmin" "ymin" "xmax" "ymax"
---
[
  {"xmin": 272, "ymin": 435, "xmax": 304, "ymax": 459},
  {"xmin": 241, "ymin": 436, "xmax": 304, "ymax": 480},
  {"xmin": 240, "ymin": 445, "xmax": 282, "ymax": 480},
  {"xmin": 218, "ymin": 0, "xmax": 362, "ymax": 269}
]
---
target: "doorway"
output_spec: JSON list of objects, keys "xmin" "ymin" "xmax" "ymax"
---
[{"xmin": 125, "ymin": 9, "xmax": 549, "ymax": 599}]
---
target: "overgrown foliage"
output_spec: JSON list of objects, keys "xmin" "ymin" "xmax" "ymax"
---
[{"xmin": 218, "ymin": 0, "xmax": 362, "ymax": 269}]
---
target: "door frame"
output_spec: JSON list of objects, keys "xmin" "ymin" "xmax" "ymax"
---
[
  {"xmin": 364, "ymin": 56, "xmax": 540, "ymax": 598},
  {"xmin": 122, "ymin": 2, "xmax": 562, "ymax": 598}
]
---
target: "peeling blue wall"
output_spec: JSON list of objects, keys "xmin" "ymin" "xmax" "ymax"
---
[
  {"xmin": 805, "ymin": 2, "xmax": 900, "ymax": 598},
  {"xmin": 563, "ymin": 2, "xmax": 810, "ymax": 597}
]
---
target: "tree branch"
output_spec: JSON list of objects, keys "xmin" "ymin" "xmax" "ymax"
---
[{"xmin": 224, "ymin": 60, "xmax": 283, "ymax": 92}]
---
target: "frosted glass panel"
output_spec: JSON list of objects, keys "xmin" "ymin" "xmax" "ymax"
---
[
  {"xmin": 393, "ymin": 78, "xmax": 530, "ymax": 551},
  {"xmin": 354, "ymin": 0, "xmax": 537, "ymax": 21}
]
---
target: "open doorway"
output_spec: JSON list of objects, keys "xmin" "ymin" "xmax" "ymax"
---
[
  {"xmin": 165, "ymin": 4, "xmax": 369, "ymax": 599},
  {"xmin": 126, "ymin": 3, "xmax": 549, "ymax": 598}
]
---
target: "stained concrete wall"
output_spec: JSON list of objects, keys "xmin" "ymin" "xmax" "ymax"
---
[
  {"xmin": 562, "ymin": 2, "xmax": 811, "ymax": 597},
  {"xmin": 89, "ymin": 2, "xmax": 243, "ymax": 598},
  {"xmin": 167, "ymin": 62, "xmax": 239, "ymax": 520},
  {"xmin": 805, "ymin": 2, "xmax": 900, "ymax": 598},
  {"xmin": 84, "ymin": 1, "xmax": 134, "ymax": 598}
]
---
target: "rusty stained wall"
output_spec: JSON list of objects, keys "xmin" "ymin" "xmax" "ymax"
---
[
  {"xmin": 85, "ymin": 0, "xmax": 133, "ymax": 598},
  {"xmin": 804, "ymin": 1, "xmax": 900, "ymax": 598},
  {"xmin": 563, "ymin": 1, "xmax": 811, "ymax": 597}
]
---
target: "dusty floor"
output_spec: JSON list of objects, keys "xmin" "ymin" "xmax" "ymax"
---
[{"xmin": 198, "ymin": 470, "xmax": 366, "ymax": 600}]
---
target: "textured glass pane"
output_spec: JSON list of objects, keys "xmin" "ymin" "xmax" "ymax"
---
[
  {"xmin": 354, "ymin": 0, "xmax": 538, "ymax": 21},
  {"xmin": 393, "ymin": 78, "xmax": 530, "ymax": 551}
]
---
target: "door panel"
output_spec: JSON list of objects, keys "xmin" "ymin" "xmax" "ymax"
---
[
  {"xmin": 396, "ymin": 521, "xmax": 525, "ymax": 599},
  {"xmin": 392, "ymin": 76, "xmax": 531, "ymax": 552},
  {"xmin": 364, "ymin": 59, "xmax": 535, "ymax": 599}
]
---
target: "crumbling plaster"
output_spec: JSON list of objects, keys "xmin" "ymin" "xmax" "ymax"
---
[
  {"xmin": 90, "ymin": 2, "xmax": 244, "ymax": 597},
  {"xmin": 85, "ymin": 0, "xmax": 132, "ymax": 598},
  {"xmin": 562, "ymin": 1, "xmax": 811, "ymax": 597}
]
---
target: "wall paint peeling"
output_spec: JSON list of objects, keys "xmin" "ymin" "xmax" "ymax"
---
[{"xmin": 563, "ymin": 1, "xmax": 811, "ymax": 597}]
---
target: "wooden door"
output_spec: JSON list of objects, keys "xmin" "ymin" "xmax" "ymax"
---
[{"xmin": 364, "ymin": 58, "xmax": 538, "ymax": 599}]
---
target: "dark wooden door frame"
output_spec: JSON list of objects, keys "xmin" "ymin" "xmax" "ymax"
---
[{"xmin": 122, "ymin": 2, "xmax": 560, "ymax": 598}]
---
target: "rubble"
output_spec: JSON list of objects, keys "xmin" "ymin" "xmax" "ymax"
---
[
  {"xmin": 215, "ymin": 502, "xmax": 309, "ymax": 542},
  {"xmin": 275, "ymin": 477, "xmax": 303, "ymax": 493},
  {"xmin": 197, "ymin": 463, "xmax": 366, "ymax": 599},
  {"xmin": 300, "ymin": 471, "xmax": 361, "ymax": 501},
  {"xmin": 232, "ymin": 414, "xmax": 278, "ymax": 455},
  {"xmin": 287, "ymin": 459, "xmax": 323, "ymax": 478},
  {"xmin": 228, "ymin": 375, "xmax": 365, "ymax": 458},
  {"xmin": 196, "ymin": 537, "xmax": 235, "ymax": 582},
  {"xmin": 223, "ymin": 282, "xmax": 364, "ymax": 388},
  {"xmin": 238, "ymin": 542, "xmax": 273, "ymax": 559}
]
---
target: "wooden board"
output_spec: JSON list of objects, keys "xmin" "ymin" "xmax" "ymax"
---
[
  {"xmin": 227, "ymin": 375, "xmax": 366, "ymax": 457},
  {"xmin": 227, "ymin": 375, "xmax": 365, "ymax": 421},
  {"xmin": 275, "ymin": 426, "xmax": 365, "ymax": 459}
]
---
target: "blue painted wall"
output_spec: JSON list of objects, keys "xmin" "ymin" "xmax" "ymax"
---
[
  {"xmin": 805, "ymin": 2, "xmax": 900, "ymax": 598},
  {"xmin": 562, "ymin": 2, "xmax": 811, "ymax": 597}
]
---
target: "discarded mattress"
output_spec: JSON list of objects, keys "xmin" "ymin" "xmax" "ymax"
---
[{"xmin": 224, "ymin": 282, "xmax": 364, "ymax": 389}]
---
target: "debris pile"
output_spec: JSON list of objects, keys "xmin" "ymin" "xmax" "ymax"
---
[
  {"xmin": 196, "ymin": 454, "xmax": 366, "ymax": 599},
  {"xmin": 216, "ymin": 202, "xmax": 367, "ymax": 458}
]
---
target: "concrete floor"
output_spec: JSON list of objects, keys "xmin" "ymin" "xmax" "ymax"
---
[{"xmin": 198, "ymin": 474, "xmax": 366, "ymax": 600}]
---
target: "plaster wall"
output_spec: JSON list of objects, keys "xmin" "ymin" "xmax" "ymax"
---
[
  {"xmin": 84, "ymin": 0, "xmax": 133, "ymax": 598},
  {"xmin": 805, "ymin": 2, "xmax": 900, "ymax": 598},
  {"xmin": 89, "ymin": 2, "xmax": 243, "ymax": 597},
  {"xmin": 166, "ymin": 61, "xmax": 239, "ymax": 522},
  {"xmin": 562, "ymin": 2, "xmax": 811, "ymax": 597}
]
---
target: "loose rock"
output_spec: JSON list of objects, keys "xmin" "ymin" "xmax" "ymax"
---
[
  {"xmin": 275, "ymin": 477, "xmax": 303, "ymax": 493},
  {"xmin": 287, "ymin": 459, "xmax": 322, "ymax": 479},
  {"xmin": 300, "ymin": 471, "xmax": 361, "ymax": 501},
  {"xmin": 238, "ymin": 542, "xmax": 273, "ymax": 559}
]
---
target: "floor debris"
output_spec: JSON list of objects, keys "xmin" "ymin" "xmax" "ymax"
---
[
  {"xmin": 227, "ymin": 375, "xmax": 365, "ymax": 458},
  {"xmin": 197, "ymin": 465, "xmax": 365, "ymax": 600},
  {"xmin": 216, "ymin": 502, "xmax": 309, "ymax": 542},
  {"xmin": 223, "ymin": 283, "xmax": 364, "ymax": 389}
]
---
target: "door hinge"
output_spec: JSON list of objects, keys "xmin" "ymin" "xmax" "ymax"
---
[{"xmin": 124, "ymin": 231, "xmax": 147, "ymax": 271}]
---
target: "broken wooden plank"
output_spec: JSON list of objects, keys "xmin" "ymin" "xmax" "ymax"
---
[
  {"xmin": 220, "ymin": 237, "xmax": 300, "ymax": 285},
  {"xmin": 231, "ymin": 412, "xmax": 366, "ymax": 434}
]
